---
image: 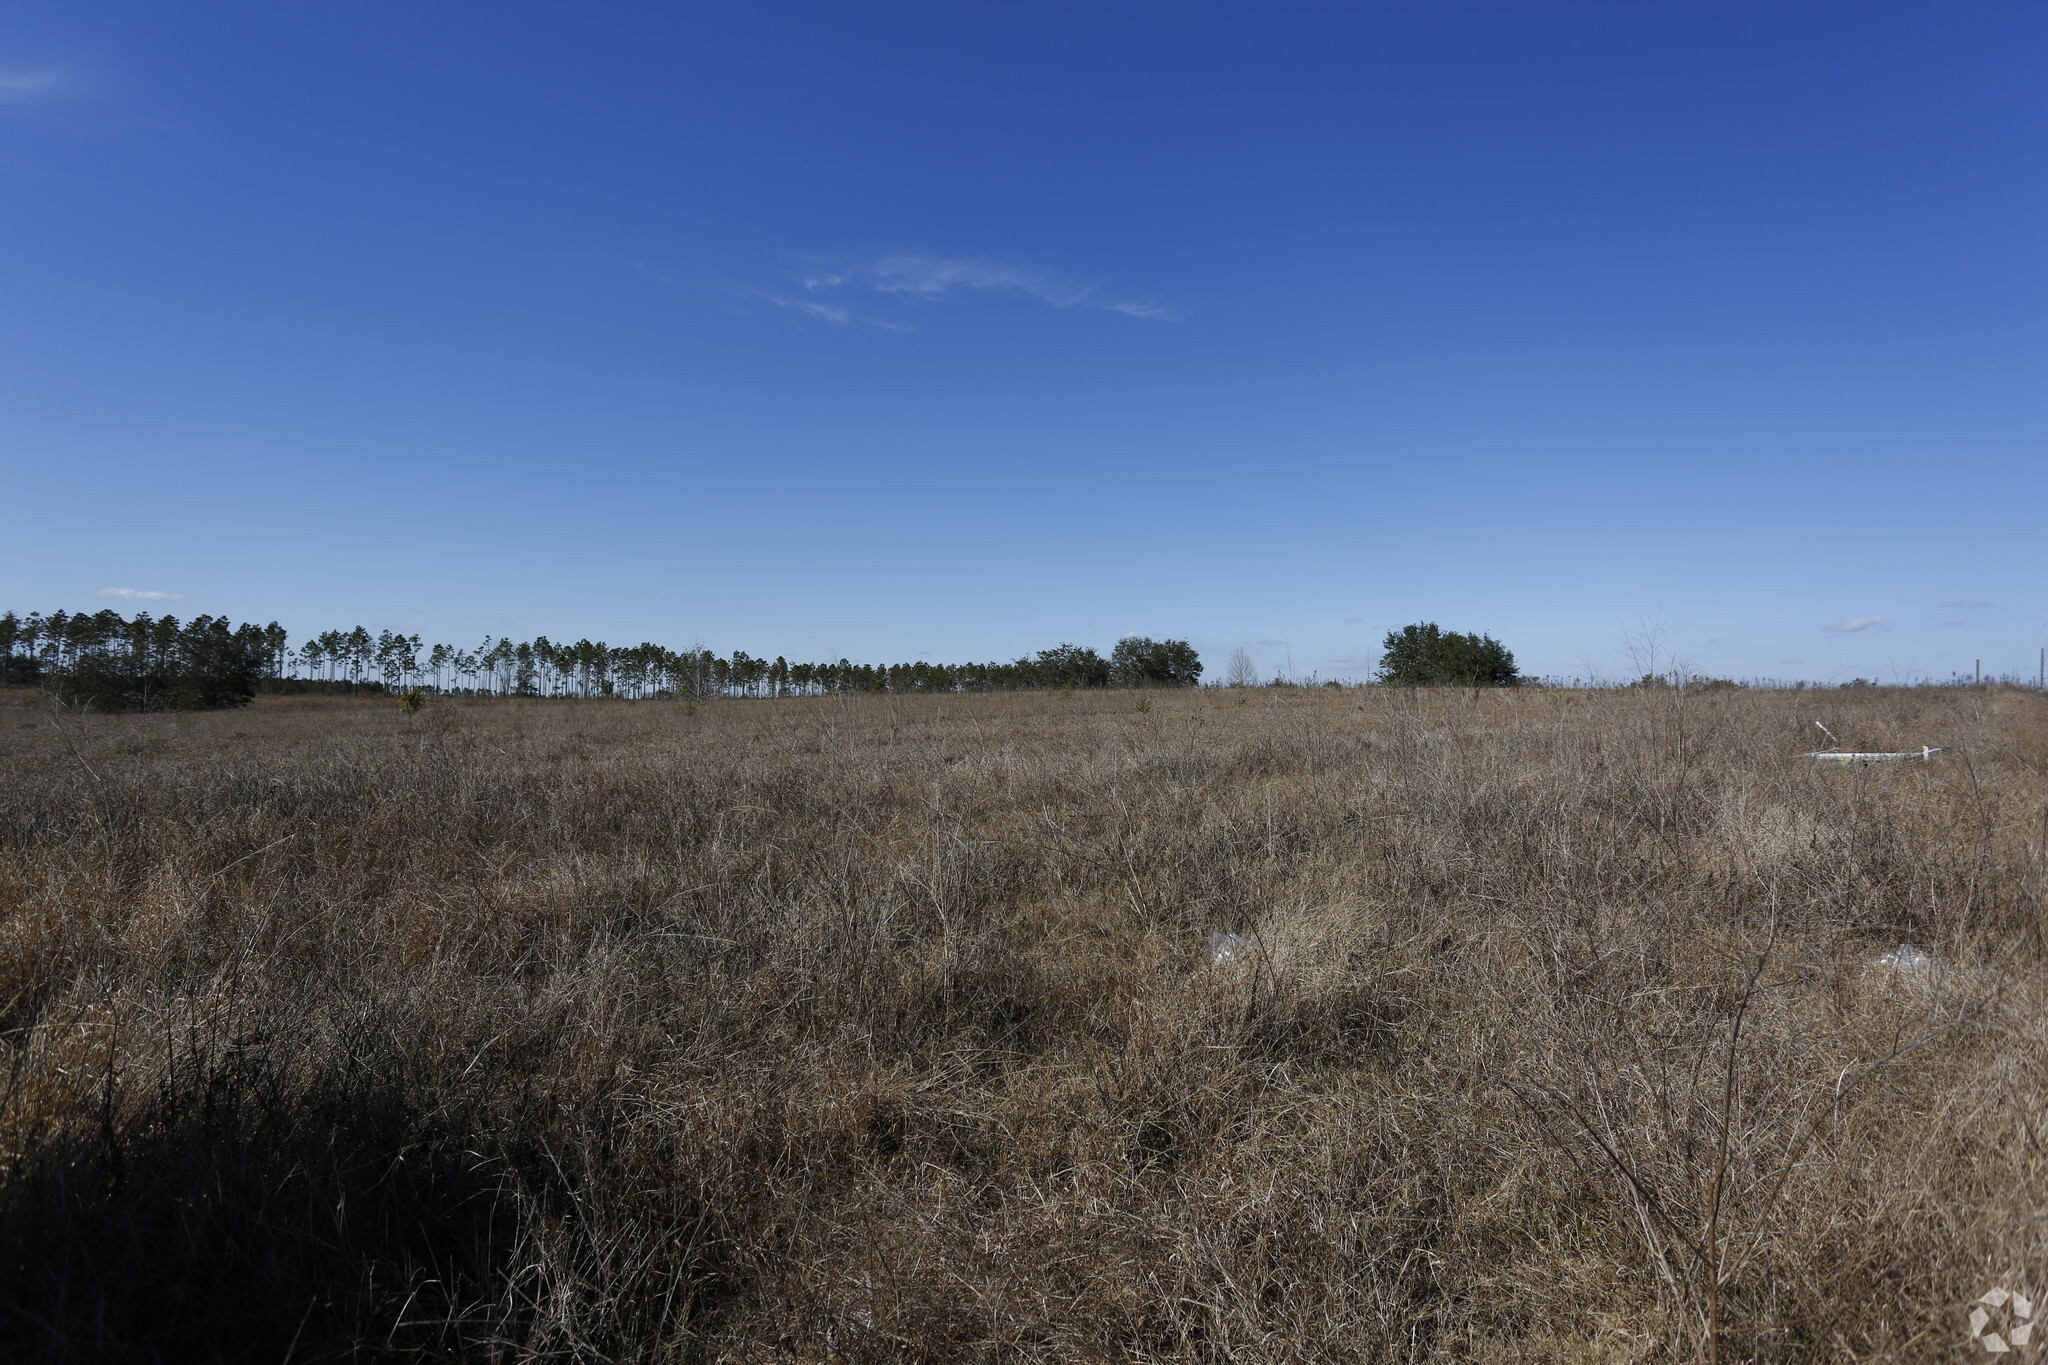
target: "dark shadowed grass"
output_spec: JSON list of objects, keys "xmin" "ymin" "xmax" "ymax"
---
[{"xmin": 1, "ymin": 684, "xmax": 2044, "ymax": 1361}]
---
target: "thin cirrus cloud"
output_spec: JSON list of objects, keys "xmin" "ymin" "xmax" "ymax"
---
[
  {"xmin": 749, "ymin": 291, "xmax": 916, "ymax": 334},
  {"xmin": 0, "ymin": 68, "xmax": 78, "ymax": 104},
  {"xmin": 793, "ymin": 254, "xmax": 1182, "ymax": 326},
  {"xmin": 99, "ymin": 587, "xmax": 185, "ymax": 603},
  {"xmin": 1825, "ymin": 615, "xmax": 1890, "ymax": 633}
]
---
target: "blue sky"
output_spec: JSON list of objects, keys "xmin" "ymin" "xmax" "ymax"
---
[{"xmin": 3, "ymin": 2, "xmax": 2042, "ymax": 683}]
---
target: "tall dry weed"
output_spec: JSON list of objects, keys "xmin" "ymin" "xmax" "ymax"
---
[{"xmin": 0, "ymin": 685, "xmax": 2043, "ymax": 1361}]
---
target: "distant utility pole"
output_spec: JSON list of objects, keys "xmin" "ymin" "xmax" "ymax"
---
[
  {"xmin": 2039, "ymin": 645, "xmax": 2044, "ymax": 691},
  {"xmin": 1975, "ymin": 659, "xmax": 1982, "ymax": 686}
]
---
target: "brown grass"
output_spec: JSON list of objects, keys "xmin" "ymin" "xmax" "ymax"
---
[{"xmin": 1, "ymin": 684, "xmax": 2045, "ymax": 1362}]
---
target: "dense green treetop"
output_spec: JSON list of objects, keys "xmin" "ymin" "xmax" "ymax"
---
[
  {"xmin": 1376, "ymin": 622, "xmax": 1519, "ymax": 687},
  {"xmin": 1110, "ymin": 636, "xmax": 1204, "ymax": 688}
]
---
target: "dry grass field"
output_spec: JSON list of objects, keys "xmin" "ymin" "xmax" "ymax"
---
[{"xmin": 2, "ymin": 684, "xmax": 2045, "ymax": 1362}]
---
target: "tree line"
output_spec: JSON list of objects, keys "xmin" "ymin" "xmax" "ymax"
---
[
  {"xmin": 0, "ymin": 611, "xmax": 280, "ymax": 711},
  {"xmin": 2, "ymin": 608, "xmax": 1544, "ymax": 712},
  {"xmin": 0, "ymin": 609, "xmax": 1202, "ymax": 710}
]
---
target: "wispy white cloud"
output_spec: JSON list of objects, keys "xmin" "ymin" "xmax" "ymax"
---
[
  {"xmin": 767, "ymin": 293, "xmax": 851, "ymax": 325},
  {"xmin": 799, "ymin": 253, "xmax": 1181, "ymax": 323},
  {"xmin": 1099, "ymin": 298, "xmax": 1181, "ymax": 321},
  {"xmin": 1824, "ymin": 615, "xmax": 1889, "ymax": 633},
  {"xmin": 749, "ymin": 291, "xmax": 916, "ymax": 333},
  {"xmin": 1938, "ymin": 599, "xmax": 1992, "ymax": 609},
  {"xmin": 629, "ymin": 260, "xmax": 680, "ymax": 286},
  {"xmin": 822, "ymin": 255, "xmax": 1090, "ymax": 307},
  {"xmin": 0, "ymin": 68, "xmax": 77, "ymax": 104},
  {"xmin": 99, "ymin": 587, "xmax": 184, "ymax": 602}
]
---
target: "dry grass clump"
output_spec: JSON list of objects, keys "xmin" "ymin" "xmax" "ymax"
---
[{"xmin": 1, "ymin": 684, "xmax": 2044, "ymax": 1361}]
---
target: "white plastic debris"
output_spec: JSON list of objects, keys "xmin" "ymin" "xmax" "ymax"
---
[
  {"xmin": 1875, "ymin": 944, "xmax": 1936, "ymax": 971},
  {"xmin": 1208, "ymin": 931, "xmax": 1251, "ymax": 967},
  {"xmin": 1803, "ymin": 720, "xmax": 1947, "ymax": 763},
  {"xmin": 1801, "ymin": 745, "xmax": 1948, "ymax": 764}
]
